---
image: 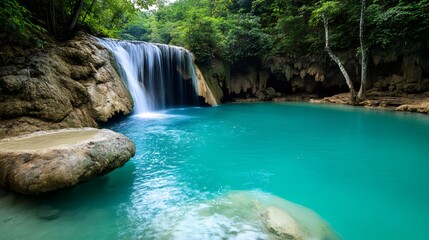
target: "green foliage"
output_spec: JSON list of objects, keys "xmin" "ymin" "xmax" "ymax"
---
[
  {"xmin": 224, "ymin": 14, "xmax": 270, "ymax": 63},
  {"xmin": 84, "ymin": 0, "xmax": 136, "ymax": 38},
  {"xmin": 134, "ymin": 0, "xmax": 157, "ymax": 9},
  {"xmin": 103, "ymin": 0, "xmax": 429, "ymax": 64},
  {"xmin": 310, "ymin": 1, "xmax": 341, "ymax": 22},
  {"xmin": 119, "ymin": 13, "xmax": 151, "ymax": 41},
  {"xmin": 120, "ymin": 0, "xmax": 271, "ymax": 64},
  {"xmin": 311, "ymin": 0, "xmax": 429, "ymax": 51},
  {"xmin": 1, "ymin": 0, "xmax": 156, "ymax": 42},
  {"xmin": 184, "ymin": 17, "xmax": 219, "ymax": 63},
  {"xmin": 229, "ymin": 0, "xmax": 254, "ymax": 13},
  {"xmin": 0, "ymin": 0, "xmax": 45, "ymax": 44},
  {"xmin": 270, "ymin": 3, "xmax": 316, "ymax": 56},
  {"xmin": 6, "ymin": 0, "xmax": 426, "ymax": 65},
  {"xmin": 310, "ymin": 0, "xmax": 360, "ymax": 50},
  {"xmin": 367, "ymin": 0, "xmax": 429, "ymax": 49}
]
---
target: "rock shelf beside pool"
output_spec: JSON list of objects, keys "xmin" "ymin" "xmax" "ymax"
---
[{"xmin": 0, "ymin": 128, "xmax": 135, "ymax": 194}]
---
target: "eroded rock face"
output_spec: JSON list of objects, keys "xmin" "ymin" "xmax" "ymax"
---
[
  {"xmin": 199, "ymin": 49, "xmax": 429, "ymax": 106},
  {"xmin": 0, "ymin": 33, "xmax": 133, "ymax": 139},
  {"xmin": 0, "ymin": 128, "xmax": 135, "ymax": 194},
  {"xmin": 194, "ymin": 64, "xmax": 219, "ymax": 106}
]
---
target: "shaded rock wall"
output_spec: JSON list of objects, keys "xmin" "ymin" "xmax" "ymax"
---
[
  {"xmin": 200, "ymin": 59, "xmax": 271, "ymax": 103},
  {"xmin": 201, "ymin": 48, "xmax": 429, "ymax": 102},
  {"xmin": 0, "ymin": 33, "xmax": 133, "ymax": 139},
  {"xmin": 372, "ymin": 54, "xmax": 429, "ymax": 93},
  {"xmin": 194, "ymin": 64, "xmax": 219, "ymax": 106}
]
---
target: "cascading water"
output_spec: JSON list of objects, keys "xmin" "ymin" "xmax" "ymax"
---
[{"xmin": 99, "ymin": 39, "xmax": 201, "ymax": 114}]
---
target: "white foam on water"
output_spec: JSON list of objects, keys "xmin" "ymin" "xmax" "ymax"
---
[{"xmin": 134, "ymin": 112, "xmax": 175, "ymax": 119}]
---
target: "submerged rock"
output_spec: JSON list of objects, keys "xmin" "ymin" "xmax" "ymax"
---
[
  {"xmin": 37, "ymin": 206, "xmax": 60, "ymax": 220},
  {"xmin": 0, "ymin": 128, "xmax": 135, "ymax": 194},
  {"xmin": 152, "ymin": 190, "xmax": 338, "ymax": 240},
  {"xmin": 263, "ymin": 206, "xmax": 303, "ymax": 240}
]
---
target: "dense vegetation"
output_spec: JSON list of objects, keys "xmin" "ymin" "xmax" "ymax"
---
[
  {"xmin": 119, "ymin": 0, "xmax": 429, "ymax": 65},
  {"xmin": 1, "ymin": 0, "xmax": 428, "ymax": 66},
  {"xmin": 0, "ymin": 0, "xmax": 153, "ymax": 44}
]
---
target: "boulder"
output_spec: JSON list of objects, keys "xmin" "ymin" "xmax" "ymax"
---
[
  {"xmin": 0, "ymin": 128, "xmax": 135, "ymax": 194},
  {"xmin": 256, "ymin": 87, "xmax": 281, "ymax": 101},
  {"xmin": 151, "ymin": 190, "xmax": 338, "ymax": 240},
  {"xmin": 263, "ymin": 206, "xmax": 303, "ymax": 240}
]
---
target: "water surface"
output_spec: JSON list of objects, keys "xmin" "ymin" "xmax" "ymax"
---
[{"xmin": 1, "ymin": 102, "xmax": 428, "ymax": 240}]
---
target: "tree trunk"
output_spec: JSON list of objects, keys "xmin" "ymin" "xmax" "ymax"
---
[
  {"xmin": 68, "ymin": 0, "xmax": 85, "ymax": 32},
  {"xmin": 357, "ymin": 0, "xmax": 367, "ymax": 101},
  {"xmin": 62, "ymin": 0, "xmax": 85, "ymax": 40},
  {"xmin": 46, "ymin": 1, "xmax": 57, "ymax": 38},
  {"xmin": 322, "ymin": 13, "xmax": 357, "ymax": 104}
]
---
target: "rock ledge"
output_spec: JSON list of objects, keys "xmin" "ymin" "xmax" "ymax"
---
[{"xmin": 0, "ymin": 128, "xmax": 135, "ymax": 194}]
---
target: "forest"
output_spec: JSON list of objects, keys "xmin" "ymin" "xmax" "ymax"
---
[{"xmin": 2, "ymin": 0, "xmax": 428, "ymax": 66}]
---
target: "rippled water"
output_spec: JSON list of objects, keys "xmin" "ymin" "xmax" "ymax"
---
[{"xmin": 1, "ymin": 103, "xmax": 429, "ymax": 240}]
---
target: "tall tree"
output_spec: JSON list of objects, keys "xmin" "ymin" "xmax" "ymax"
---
[
  {"xmin": 322, "ymin": 13, "xmax": 357, "ymax": 103},
  {"xmin": 357, "ymin": 0, "xmax": 367, "ymax": 101},
  {"xmin": 321, "ymin": 0, "xmax": 367, "ymax": 104},
  {"xmin": 40, "ymin": 0, "xmax": 87, "ymax": 40}
]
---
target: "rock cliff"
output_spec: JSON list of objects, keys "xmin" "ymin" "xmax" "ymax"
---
[
  {"xmin": 201, "ymin": 48, "xmax": 429, "ymax": 111},
  {"xmin": 0, "ymin": 33, "xmax": 133, "ymax": 139}
]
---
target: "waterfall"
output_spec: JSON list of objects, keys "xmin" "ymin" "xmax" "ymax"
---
[{"xmin": 98, "ymin": 39, "xmax": 202, "ymax": 114}]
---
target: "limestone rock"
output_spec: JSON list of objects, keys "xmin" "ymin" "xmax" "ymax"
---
[
  {"xmin": 198, "ymin": 59, "xmax": 228, "ymax": 103},
  {"xmin": 230, "ymin": 67, "xmax": 259, "ymax": 95},
  {"xmin": 0, "ymin": 128, "xmax": 135, "ymax": 194},
  {"xmin": 152, "ymin": 190, "xmax": 338, "ymax": 240},
  {"xmin": 259, "ymin": 70, "xmax": 270, "ymax": 90},
  {"xmin": 0, "ymin": 33, "xmax": 133, "ymax": 139},
  {"xmin": 403, "ymin": 55, "xmax": 422, "ymax": 83},
  {"xmin": 396, "ymin": 100, "xmax": 429, "ymax": 113},
  {"xmin": 263, "ymin": 206, "xmax": 303, "ymax": 240},
  {"xmin": 198, "ymin": 49, "xmax": 429, "ymax": 110},
  {"xmin": 194, "ymin": 64, "xmax": 219, "ymax": 106},
  {"xmin": 256, "ymin": 87, "xmax": 280, "ymax": 101},
  {"xmin": 313, "ymin": 91, "xmax": 429, "ymax": 114}
]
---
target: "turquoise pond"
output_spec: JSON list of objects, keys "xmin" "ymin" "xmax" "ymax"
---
[{"xmin": 1, "ymin": 102, "xmax": 429, "ymax": 239}]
